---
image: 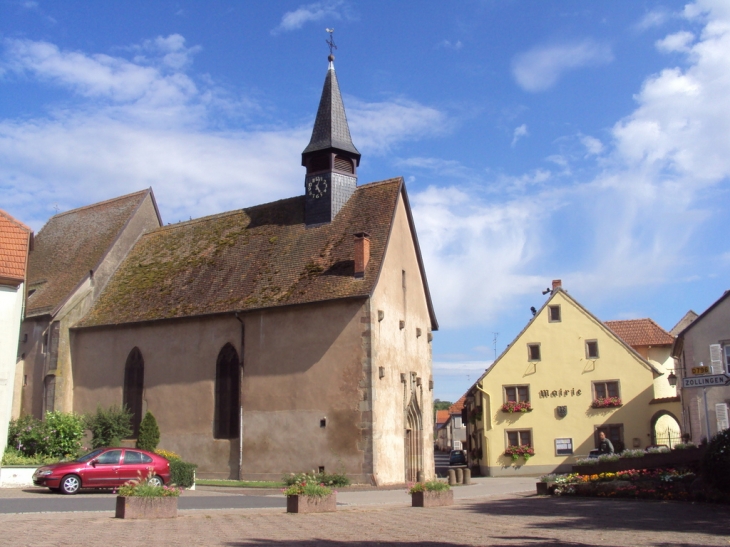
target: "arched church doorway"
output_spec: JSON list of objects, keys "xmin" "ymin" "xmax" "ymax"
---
[
  {"xmin": 651, "ymin": 410, "xmax": 681, "ymax": 448},
  {"xmin": 404, "ymin": 392, "xmax": 423, "ymax": 482}
]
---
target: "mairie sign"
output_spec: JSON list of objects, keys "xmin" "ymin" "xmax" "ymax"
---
[{"xmin": 682, "ymin": 374, "xmax": 730, "ymax": 388}]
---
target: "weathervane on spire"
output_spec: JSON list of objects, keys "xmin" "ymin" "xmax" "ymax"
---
[{"xmin": 325, "ymin": 28, "xmax": 337, "ymax": 61}]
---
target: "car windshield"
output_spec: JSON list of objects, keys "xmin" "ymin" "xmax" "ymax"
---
[{"xmin": 76, "ymin": 449, "xmax": 105, "ymax": 463}]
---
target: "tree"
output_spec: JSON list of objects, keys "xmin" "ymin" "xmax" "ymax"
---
[
  {"xmin": 136, "ymin": 411, "xmax": 160, "ymax": 452},
  {"xmin": 85, "ymin": 405, "xmax": 132, "ymax": 448}
]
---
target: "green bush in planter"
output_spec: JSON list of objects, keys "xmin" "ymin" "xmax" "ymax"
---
[
  {"xmin": 136, "ymin": 411, "xmax": 160, "ymax": 452},
  {"xmin": 702, "ymin": 429, "xmax": 730, "ymax": 492},
  {"xmin": 85, "ymin": 405, "xmax": 132, "ymax": 448},
  {"xmin": 169, "ymin": 460, "xmax": 197, "ymax": 488}
]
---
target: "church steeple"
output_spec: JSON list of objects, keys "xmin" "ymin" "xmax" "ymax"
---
[{"xmin": 302, "ymin": 42, "xmax": 360, "ymax": 226}]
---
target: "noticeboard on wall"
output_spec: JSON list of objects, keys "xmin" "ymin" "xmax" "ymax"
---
[{"xmin": 555, "ymin": 438, "xmax": 573, "ymax": 456}]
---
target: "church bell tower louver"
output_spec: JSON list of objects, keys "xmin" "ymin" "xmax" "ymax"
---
[{"xmin": 302, "ymin": 42, "xmax": 361, "ymax": 226}]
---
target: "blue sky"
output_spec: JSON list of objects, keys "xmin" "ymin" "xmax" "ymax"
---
[{"xmin": 2, "ymin": 1, "xmax": 730, "ymax": 402}]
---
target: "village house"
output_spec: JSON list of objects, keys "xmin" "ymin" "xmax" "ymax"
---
[
  {"xmin": 17, "ymin": 56, "xmax": 438, "ymax": 484},
  {"xmin": 464, "ymin": 280, "xmax": 681, "ymax": 477},
  {"xmin": 672, "ymin": 290, "xmax": 730, "ymax": 443},
  {"xmin": 0, "ymin": 210, "xmax": 32, "ymax": 457}
]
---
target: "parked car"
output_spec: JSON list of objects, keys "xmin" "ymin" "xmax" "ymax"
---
[
  {"xmin": 449, "ymin": 449, "xmax": 467, "ymax": 466},
  {"xmin": 32, "ymin": 447, "xmax": 171, "ymax": 495}
]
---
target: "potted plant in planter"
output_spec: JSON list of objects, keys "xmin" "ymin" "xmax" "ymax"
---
[
  {"xmin": 501, "ymin": 401, "xmax": 532, "ymax": 413},
  {"xmin": 504, "ymin": 445, "xmax": 535, "ymax": 461},
  {"xmin": 591, "ymin": 397, "xmax": 622, "ymax": 408},
  {"xmin": 283, "ymin": 479, "xmax": 336, "ymax": 513},
  {"xmin": 115, "ymin": 473, "xmax": 182, "ymax": 519},
  {"xmin": 408, "ymin": 480, "xmax": 453, "ymax": 507}
]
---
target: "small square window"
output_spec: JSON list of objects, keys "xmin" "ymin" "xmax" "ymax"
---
[
  {"xmin": 506, "ymin": 430, "xmax": 532, "ymax": 448},
  {"xmin": 548, "ymin": 305, "xmax": 561, "ymax": 322},
  {"xmin": 504, "ymin": 385, "xmax": 530, "ymax": 403},
  {"xmin": 586, "ymin": 340, "xmax": 599, "ymax": 359},
  {"xmin": 593, "ymin": 381, "xmax": 620, "ymax": 399},
  {"xmin": 527, "ymin": 343, "xmax": 541, "ymax": 361}
]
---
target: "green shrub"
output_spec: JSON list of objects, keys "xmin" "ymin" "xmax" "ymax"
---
[
  {"xmin": 284, "ymin": 470, "xmax": 350, "ymax": 488},
  {"xmin": 702, "ymin": 429, "xmax": 730, "ymax": 492},
  {"xmin": 44, "ymin": 411, "xmax": 84, "ymax": 458},
  {"xmin": 619, "ymin": 449, "xmax": 645, "ymax": 459},
  {"xmin": 282, "ymin": 481, "xmax": 332, "ymax": 497},
  {"xmin": 2, "ymin": 447, "xmax": 60, "ymax": 465},
  {"xmin": 136, "ymin": 411, "xmax": 160, "ymax": 452},
  {"xmin": 6, "ymin": 412, "xmax": 84, "ymax": 459},
  {"xmin": 85, "ymin": 405, "xmax": 132, "ymax": 448},
  {"xmin": 408, "ymin": 480, "xmax": 450, "ymax": 494},
  {"xmin": 169, "ymin": 460, "xmax": 197, "ymax": 488}
]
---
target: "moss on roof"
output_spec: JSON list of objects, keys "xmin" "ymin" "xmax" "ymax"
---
[{"xmin": 79, "ymin": 179, "xmax": 403, "ymax": 327}]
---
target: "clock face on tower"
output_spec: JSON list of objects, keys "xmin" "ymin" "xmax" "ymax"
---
[{"xmin": 307, "ymin": 175, "xmax": 329, "ymax": 199}]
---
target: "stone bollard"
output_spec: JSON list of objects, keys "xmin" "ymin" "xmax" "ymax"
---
[
  {"xmin": 416, "ymin": 471, "xmax": 425, "ymax": 483},
  {"xmin": 463, "ymin": 468, "xmax": 471, "ymax": 485},
  {"xmin": 455, "ymin": 468, "xmax": 463, "ymax": 484},
  {"xmin": 448, "ymin": 469, "xmax": 456, "ymax": 486}
]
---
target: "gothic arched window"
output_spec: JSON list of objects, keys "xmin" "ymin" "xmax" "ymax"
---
[
  {"xmin": 123, "ymin": 347, "xmax": 145, "ymax": 437},
  {"xmin": 214, "ymin": 343, "xmax": 240, "ymax": 439}
]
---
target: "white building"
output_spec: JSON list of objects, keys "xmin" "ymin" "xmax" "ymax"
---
[{"xmin": 0, "ymin": 210, "xmax": 32, "ymax": 458}]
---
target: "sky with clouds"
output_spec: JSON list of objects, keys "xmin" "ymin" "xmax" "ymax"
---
[{"xmin": 2, "ymin": 0, "xmax": 730, "ymax": 402}]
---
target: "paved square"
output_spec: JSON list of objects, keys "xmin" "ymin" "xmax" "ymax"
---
[{"xmin": 1, "ymin": 492, "xmax": 729, "ymax": 546}]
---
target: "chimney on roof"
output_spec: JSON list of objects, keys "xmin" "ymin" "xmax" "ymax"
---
[
  {"xmin": 354, "ymin": 232, "xmax": 371, "ymax": 278},
  {"xmin": 552, "ymin": 279, "xmax": 562, "ymax": 292}
]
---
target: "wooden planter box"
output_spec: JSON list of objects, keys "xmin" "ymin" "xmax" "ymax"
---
[
  {"xmin": 411, "ymin": 490, "xmax": 454, "ymax": 508},
  {"xmin": 115, "ymin": 496, "xmax": 178, "ymax": 519},
  {"xmin": 572, "ymin": 447, "xmax": 706, "ymax": 475},
  {"xmin": 286, "ymin": 493, "xmax": 337, "ymax": 514},
  {"xmin": 536, "ymin": 482, "xmax": 551, "ymax": 495}
]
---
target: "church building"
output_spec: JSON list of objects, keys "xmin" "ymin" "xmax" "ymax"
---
[{"xmin": 19, "ymin": 54, "xmax": 438, "ymax": 484}]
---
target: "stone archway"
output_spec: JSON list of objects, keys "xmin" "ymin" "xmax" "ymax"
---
[
  {"xmin": 404, "ymin": 392, "xmax": 423, "ymax": 483},
  {"xmin": 651, "ymin": 410, "xmax": 682, "ymax": 448}
]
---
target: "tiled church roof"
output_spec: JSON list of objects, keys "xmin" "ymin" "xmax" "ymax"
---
[
  {"xmin": 26, "ymin": 190, "xmax": 150, "ymax": 317},
  {"xmin": 0, "ymin": 210, "xmax": 32, "ymax": 284},
  {"xmin": 80, "ymin": 179, "xmax": 430, "ymax": 328},
  {"xmin": 604, "ymin": 318, "xmax": 674, "ymax": 347}
]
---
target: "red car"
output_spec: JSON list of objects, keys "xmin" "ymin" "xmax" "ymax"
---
[{"xmin": 32, "ymin": 447, "xmax": 171, "ymax": 495}]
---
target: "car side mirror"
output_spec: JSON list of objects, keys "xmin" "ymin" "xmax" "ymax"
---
[{"xmin": 90, "ymin": 460, "xmax": 97, "ymax": 467}]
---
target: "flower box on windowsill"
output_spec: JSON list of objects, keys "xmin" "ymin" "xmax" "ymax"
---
[
  {"xmin": 504, "ymin": 445, "xmax": 535, "ymax": 461},
  {"xmin": 115, "ymin": 496, "xmax": 178, "ymax": 519},
  {"xmin": 411, "ymin": 489, "xmax": 454, "ymax": 507},
  {"xmin": 500, "ymin": 401, "xmax": 532, "ymax": 413},
  {"xmin": 591, "ymin": 398, "xmax": 622, "ymax": 409},
  {"xmin": 286, "ymin": 493, "xmax": 337, "ymax": 514}
]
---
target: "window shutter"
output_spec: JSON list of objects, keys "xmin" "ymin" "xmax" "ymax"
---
[
  {"xmin": 716, "ymin": 403, "xmax": 729, "ymax": 432},
  {"xmin": 710, "ymin": 344, "xmax": 724, "ymax": 373}
]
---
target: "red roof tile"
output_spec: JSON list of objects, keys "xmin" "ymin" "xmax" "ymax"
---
[
  {"xmin": 0, "ymin": 210, "xmax": 32, "ymax": 284},
  {"xmin": 79, "ymin": 179, "xmax": 438, "ymax": 329},
  {"xmin": 448, "ymin": 395, "xmax": 466, "ymax": 414},
  {"xmin": 435, "ymin": 410, "xmax": 450, "ymax": 425},
  {"xmin": 605, "ymin": 318, "xmax": 674, "ymax": 347},
  {"xmin": 26, "ymin": 190, "xmax": 150, "ymax": 317}
]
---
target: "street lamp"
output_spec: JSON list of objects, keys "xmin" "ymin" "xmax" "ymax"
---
[{"xmin": 667, "ymin": 371, "xmax": 677, "ymax": 387}]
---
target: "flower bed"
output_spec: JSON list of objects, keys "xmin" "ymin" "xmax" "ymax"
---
[
  {"xmin": 572, "ymin": 446, "xmax": 705, "ymax": 475},
  {"xmin": 115, "ymin": 473, "xmax": 182, "ymax": 519},
  {"xmin": 500, "ymin": 401, "xmax": 532, "ymax": 413},
  {"xmin": 505, "ymin": 445, "xmax": 535, "ymax": 461},
  {"xmin": 283, "ymin": 476, "xmax": 337, "ymax": 513},
  {"xmin": 591, "ymin": 397, "xmax": 622, "ymax": 408},
  {"xmin": 539, "ymin": 468, "xmax": 697, "ymax": 501}
]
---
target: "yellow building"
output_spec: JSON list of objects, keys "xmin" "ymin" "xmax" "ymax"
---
[{"xmin": 466, "ymin": 280, "xmax": 681, "ymax": 477}]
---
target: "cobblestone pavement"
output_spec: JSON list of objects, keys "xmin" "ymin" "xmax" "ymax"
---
[{"xmin": 1, "ymin": 492, "xmax": 729, "ymax": 547}]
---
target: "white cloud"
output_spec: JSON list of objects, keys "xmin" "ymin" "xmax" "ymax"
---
[
  {"xmin": 346, "ymin": 98, "xmax": 447, "ymax": 154},
  {"xmin": 433, "ymin": 361, "xmax": 492, "ymax": 376},
  {"xmin": 580, "ymin": 134, "xmax": 604, "ymax": 156},
  {"xmin": 437, "ymin": 40, "xmax": 463, "ymax": 50},
  {"xmin": 0, "ymin": 36, "xmax": 447, "ymax": 230},
  {"xmin": 511, "ymin": 123, "xmax": 528, "ymax": 146},
  {"xmin": 635, "ymin": 9, "xmax": 673, "ymax": 31},
  {"xmin": 656, "ymin": 31, "xmax": 695, "ymax": 53},
  {"xmin": 512, "ymin": 40, "xmax": 613, "ymax": 92},
  {"xmin": 271, "ymin": 1, "xmax": 345, "ymax": 34}
]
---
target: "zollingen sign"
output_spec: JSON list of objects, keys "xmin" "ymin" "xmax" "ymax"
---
[{"xmin": 682, "ymin": 374, "xmax": 730, "ymax": 388}]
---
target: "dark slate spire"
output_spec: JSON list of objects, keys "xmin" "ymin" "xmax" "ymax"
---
[{"xmin": 302, "ymin": 62, "xmax": 361, "ymax": 161}]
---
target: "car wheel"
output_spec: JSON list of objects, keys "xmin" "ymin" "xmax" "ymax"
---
[
  {"xmin": 60, "ymin": 474, "xmax": 81, "ymax": 495},
  {"xmin": 147, "ymin": 475, "xmax": 164, "ymax": 487}
]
